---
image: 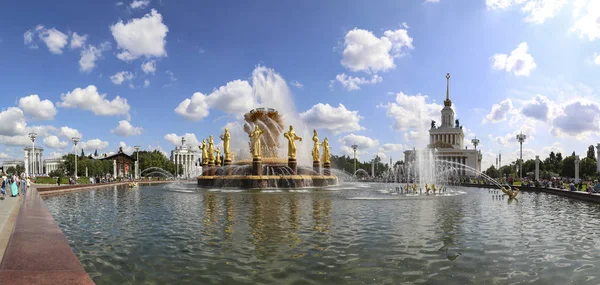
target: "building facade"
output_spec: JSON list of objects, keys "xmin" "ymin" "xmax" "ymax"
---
[
  {"xmin": 24, "ymin": 146, "xmax": 44, "ymax": 176},
  {"xmin": 1, "ymin": 160, "xmax": 25, "ymax": 174},
  {"xmin": 100, "ymin": 147, "xmax": 136, "ymax": 178},
  {"xmin": 404, "ymin": 73, "xmax": 482, "ymax": 177},
  {"xmin": 170, "ymin": 137, "xmax": 199, "ymax": 179},
  {"xmin": 44, "ymin": 158, "xmax": 64, "ymax": 175}
]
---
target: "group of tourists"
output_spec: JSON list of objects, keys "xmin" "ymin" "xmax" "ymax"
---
[{"xmin": 0, "ymin": 172, "xmax": 29, "ymax": 200}]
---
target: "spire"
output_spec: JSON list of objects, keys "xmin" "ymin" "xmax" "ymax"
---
[{"xmin": 444, "ymin": 73, "xmax": 452, "ymax": 107}]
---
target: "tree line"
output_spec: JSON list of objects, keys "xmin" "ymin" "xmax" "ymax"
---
[{"xmin": 484, "ymin": 145, "xmax": 598, "ymax": 180}]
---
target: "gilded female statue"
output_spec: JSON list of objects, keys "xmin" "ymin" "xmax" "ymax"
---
[
  {"xmin": 321, "ymin": 137, "xmax": 331, "ymax": 164},
  {"xmin": 283, "ymin": 125, "xmax": 302, "ymax": 159},
  {"xmin": 215, "ymin": 147, "xmax": 221, "ymax": 166},
  {"xmin": 208, "ymin": 135, "xmax": 215, "ymax": 163},
  {"xmin": 199, "ymin": 139, "xmax": 208, "ymax": 163},
  {"xmin": 220, "ymin": 128, "xmax": 232, "ymax": 161},
  {"xmin": 312, "ymin": 129, "xmax": 321, "ymax": 162},
  {"xmin": 249, "ymin": 125, "xmax": 264, "ymax": 158}
]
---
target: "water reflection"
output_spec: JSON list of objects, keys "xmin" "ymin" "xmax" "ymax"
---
[{"xmin": 42, "ymin": 183, "xmax": 600, "ymax": 285}]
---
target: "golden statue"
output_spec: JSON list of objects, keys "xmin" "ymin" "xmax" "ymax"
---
[
  {"xmin": 322, "ymin": 137, "xmax": 331, "ymax": 164},
  {"xmin": 501, "ymin": 186, "xmax": 519, "ymax": 199},
  {"xmin": 220, "ymin": 128, "xmax": 232, "ymax": 161},
  {"xmin": 425, "ymin": 184, "xmax": 430, "ymax": 194},
  {"xmin": 249, "ymin": 125, "xmax": 264, "ymax": 158},
  {"xmin": 215, "ymin": 147, "xmax": 221, "ymax": 166},
  {"xmin": 431, "ymin": 184, "xmax": 436, "ymax": 194},
  {"xmin": 199, "ymin": 139, "xmax": 208, "ymax": 164},
  {"xmin": 283, "ymin": 125, "xmax": 302, "ymax": 159},
  {"xmin": 312, "ymin": 129, "xmax": 321, "ymax": 162},
  {"xmin": 208, "ymin": 135, "xmax": 215, "ymax": 163}
]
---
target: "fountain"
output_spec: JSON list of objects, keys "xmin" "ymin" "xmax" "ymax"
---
[{"xmin": 197, "ymin": 108, "xmax": 338, "ymax": 188}]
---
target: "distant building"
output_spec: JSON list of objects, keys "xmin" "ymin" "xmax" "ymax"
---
[
  {"xmin": 99, "ymin": 147, "xmax": 136, "ymax": 178},
  {"xmin": 1, "ymin": 160, "xmax": 24, "ymax": 174},
  {"xmin": 404, "ymin": 74, "xmax": 482, "ymax": 176},
  {"xmin": 170, "ymin": 137, "xmax": 199, "ymax": 178},
  {"xmin": 44, "ymin": 158, "xmax": 64, "ymax": 175},
  {"xmin": 24, "ymin": 146, "xmax": 44, "ymax": 176}
]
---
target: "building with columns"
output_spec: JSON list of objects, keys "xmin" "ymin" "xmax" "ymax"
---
[
  {"xmin": 24, "ymin": 146, "xmax": 44, "ymax": 176},
  {"xmin": 170, "ymin": 137, "xmax": 200, "ymax": 179},
  {"xmin": 1, "ymin": 160, "xmax": 25, "ymax": 174},
  {"xmin": 44, "ymin": 158, "xmax": 64, "ymax": 175},
  {"xmin": 404, "ymin": 73, "xmax": 482, "ymax": 177}
]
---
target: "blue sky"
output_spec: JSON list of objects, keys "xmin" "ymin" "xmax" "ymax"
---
[{"xmin": 0, "ymin": 0, "xmax": 599, "ymax": 168}]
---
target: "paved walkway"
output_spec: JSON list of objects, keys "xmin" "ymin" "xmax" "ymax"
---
[{"xmin": 0, "ymin": 195, "xmax": 22, "ymax": 261}]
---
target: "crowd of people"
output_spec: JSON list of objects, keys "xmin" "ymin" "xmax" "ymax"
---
[{"xmin": 0, "ymin": 173, "xmax": 29, "ymax": 199}]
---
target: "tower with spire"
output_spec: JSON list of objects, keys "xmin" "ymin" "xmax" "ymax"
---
[{"xmin": 440, "ymin": 73, "xmax": 455, "ymax": 128}]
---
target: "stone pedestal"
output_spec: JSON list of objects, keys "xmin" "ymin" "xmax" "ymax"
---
[
  {"xmin": 252, "ymin": 157, "xmax": 262, "ymax": 176},
  {"xmin": 201, "ymin": 163, "xmax": 208, "ymax": 176},
  {"xmin": 288, "ymin": 158, "xmax": 297, "ymax": 175},
  {"xmin": 575, "ymin": 156, "xmax": 580, "ymax": 183},
  {"xmin": 535, "ymin": 156, "xmax": 540, "ymax": 181},
  {"xmin": 313, "ymin": 160, "xmax": 320, "ymax": 175},
  {"xmin": 224, "ymin": 159, "xmax": 232, "ymax": 175},
  {"xmin": 208, "ymin": 161, "xmax": 216, "ymax": 176},
  {"xmin": 323, "ymin": 162, "xmax": 331, "ymax": 176}
]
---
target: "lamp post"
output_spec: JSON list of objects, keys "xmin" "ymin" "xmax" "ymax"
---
[
  {"xmin": 28, "ymin": 133, "xmax": 37, "ymax": 177},
  {"xmin": 351, "ymin": 144, "xmax": 358, "ymax": 177},
  {"xmin": 72, "ymin": 137, "xmax": 80, "ymax": 179},
  {"xmin": 471, "ymin": 137, "xmax": 480, "ymax": 150},
  {"xmin": 134, "ymin": 146, "xmax": 140, "ymax": 179},
  {"xmin": 516, "ymin": 132, "xmax": 527, "ymax": 179}
]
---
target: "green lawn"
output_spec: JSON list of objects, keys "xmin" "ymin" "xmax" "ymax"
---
[{"xmin": 33, "ymin": 177, "xmax": 91, "ymax": 185}]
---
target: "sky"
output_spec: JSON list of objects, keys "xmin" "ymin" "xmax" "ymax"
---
[{"xmin": 0, "ymin": 0, "xmax": 599, "ymax": 169}]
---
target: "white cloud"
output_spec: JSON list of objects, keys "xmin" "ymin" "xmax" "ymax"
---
[
  {"xmin": 43, "ymin": 135, "xmax": 68, "ymax": 149},
  {"xmin": 79, "ymin": 42, "xmax": 111, "ymax": 72},
  {"xmin": 24, "ymin": 29, "xmax": 37, "ymax": 49},
  {"xmin": 0, "ymin": 135, "xmax": 31, "ymax": 147},
  {"xmin": 118, "ymin": 141, "xmax": 135, "ymax": 155},
  {"xmin": 341, "ymin": 27, "xmax": 413, "ymax": 73},
  {"xmin": 175, "ymin": 79, "xmax": 253, "ymax": 121},
  {"xmin": 111, "ymin": 120, "xmax": 143, "ymax": 136},
  {"xmin": 379, "ymin": 143, "xmax": 404, "ymax": 153},
  {"xmin": 0, "ymin": 108, "xmax": 27, "ymax": 136},
  {"xmin": 70, "ymin": 32, "xmax": 87, "ymax": 49},
  {"xmin": 333, "ymin": 73, "xmax": 382, "ymax": 91},
  {"xmin": 486, "ymin": 0, "xmax": 567, "ymax": 24},
  {"xmin": 571, "ymin": 0, "xmax": 600, "ymax": 41},
  {"xmin": 520, "ymin": 94, "xmax": 552, "ymax": 121},
  {"xmin": 377, "ymin": 91, "xmax": 442, "ymax": 131},
  {"xmin": 38, "ymin": 26, "xmax": 69, "ymax": 54},
  {"xmin": 58, "ymin": 85, "xmax": 130, "ymax": 117},
  {"xmin": 403, "ymin": 130, "xmax": 421, "ymax": 142},
  {"xmin": 551, "ymin": 99, "xmax": 600, "ymax": 138},
  {"xmin": 110, "ymin": 9, "xmax": 168, "ymax": 61},
  {"xmin": 164, "ymin": 133, "xmax": 201, "ymax": 148},
  {"xmin": 542, "ymin": 142, "xmax": 564, "ymax": 157},
  {"xmin": 18, "ymin": 94, "xmax": 57, "ymax": 120},
  {"xmin": 424, "ymin": 0, "xmax": 440, "ymax": 3},
  {"xmin": 290, "ymin": 80, "xmax": 303, "ymax": 88},
  {"xmin": 110, "ymin": 71, "xmax": 134, "ymax": 85},
  {"xmin": 166, "ymin": 70, "xmax": 177, "ymax": 82},
  {"xmin": 483, "ymin": 98, "xmax": 513, "ymax": 123},
  {"xmin": 594, "ymin": 52, "xmax": 600, "ymax": 65},
  {"xmin": 130, "ymin": 0, "xmax": 150, "ymax": 9},
  {"xmin": 58, "ymin": 126, "xmax": 82, "ymax": 139},
  {"xmin": 141, "ymin": 60, "xmax": 156, "ymax": 74},
  {"xmin": 299, "ymin": 103, "xmax": 363, "ymax": 134},
  {"xmin": 144, "ymin": 79, "xmax": 150, "ymax": 88},
  {"xmin": 491, "ymin": 42, "xmax": 536, "ymax": 76},
  {"xmin": 80, "ymin": 139, "xmax": 109, "ymax": 151},
  {"xmin": 338, "ymin": 134, "xmax": 379, "ymax": 158}
]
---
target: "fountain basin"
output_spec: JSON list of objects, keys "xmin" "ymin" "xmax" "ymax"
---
[{"xmin": 197, "ymin": 174, "xmax": 338, "ymax": 188}]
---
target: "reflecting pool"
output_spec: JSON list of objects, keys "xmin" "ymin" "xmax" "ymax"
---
[{"xmin": 43, "ymin": 183, "xmax": 600, "ymax": 284}]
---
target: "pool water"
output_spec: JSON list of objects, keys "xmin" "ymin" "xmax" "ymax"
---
[{"xmin": 43, "ymin": 183, "xmax": 600, "ymax": 284}]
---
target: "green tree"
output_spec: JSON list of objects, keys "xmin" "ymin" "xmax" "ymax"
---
[
  {"xmin": 588, "ymin": 145, "xmax": 596, "ymax": 160},
  {"xmin": 484, "ymin": 165, "xmax": 500, "ymax": 178},
  {"xmin": 561, "ymin": 155, "xmax": 576, "ymax": 178},
  {"xmin": 556, "ymin": 152, "xmax": 563, "ymax": 162},
  {"xmin": 522, "ymin": 159, "xmax": 536, "ymax": 175},
  {"xmin": 5, "ymin": 166, "xmax": 16, "ymax": 175},
  {"xmin": 580, "ymin": 157, "xmax": 597, "ymax": 179},
  {"xmin": 80, "ymin": 148, "xmax": 85, "ymax": 157}
]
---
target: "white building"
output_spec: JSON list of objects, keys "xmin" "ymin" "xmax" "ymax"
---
[
  {"xmin": 44, "ymin": 158, "xmax": 64, "ymax": 175},
  {"xmin": 170, "ymin": 137, "xmax": 200, "ymax": 179},
  {"xmin": 1, "ymin": 160, "xmax": 24, "ymax": 174},
  {"xmin": 404, "ymin": 73, "xmax": 482, "ymax": 177},
  {"xmin": 24, "ymin": 146, "xmax": 44, "ymax": 176}
]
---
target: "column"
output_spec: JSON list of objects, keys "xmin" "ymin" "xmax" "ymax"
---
[
  {"xmin": 24, "ymin": 150, "xmax": 29, "ymax": 177},
  {"xmin": 113, "ymin": 160, "xmax": 117, "ymax": 178},
  {"xmin": 535, "ymin": 156, "xmax": 540, "ymax": 181},
  {"xmin": 575, "ymin": 156, "xmax": 580, "ymax": 183}
]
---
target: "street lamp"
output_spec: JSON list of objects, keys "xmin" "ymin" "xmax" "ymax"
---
[
  {"xmin": 516, "ymin": 132, "xmax": 527, "ymax": 179},
  {"xmin": 134, "ymin": 146, "xmax": 140, "ymax": 179},
  {"xmin": 471, "ymin": 137, "xmax": 480, "ymax": 150},
  {"xmin": 72, "ymin": 137, "xmax": 80, "ymax": 179},
  {"xmin": 28, "ymin": 133, "xmax": 37, "ymax": 177},
  {"xmin": 351, "ymin": 144, "xmax": 358, "ymax": 177}
]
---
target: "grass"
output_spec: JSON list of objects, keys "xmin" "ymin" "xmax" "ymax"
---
[{"xmin": 33, "ymin": 177, "xmax": 91, "ymax": 185}]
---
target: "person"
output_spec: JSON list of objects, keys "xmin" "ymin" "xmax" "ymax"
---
[
  {"xmin": 57, "ymin": 177, "xmax": 61, "ymax": 186},
  {"xmin": 10, "ymin": 178, "xmax": 18, "ymax": 197},
  {"xmin": 569, "ymin": 182, "xmax": 577, "ymax": 192},
  {"xmin": 0, "ymin": 178, "xmax": 5, "ymax": 200}
]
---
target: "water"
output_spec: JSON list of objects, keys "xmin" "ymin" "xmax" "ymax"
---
[{"xmin": 43, "ymin": 183, "xmax": 600, "ymax": 284}]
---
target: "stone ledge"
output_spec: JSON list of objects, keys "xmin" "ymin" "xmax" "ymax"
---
[{"xmin": 461, "ymin": 183, "xmax": 600, "ymax": 203}]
